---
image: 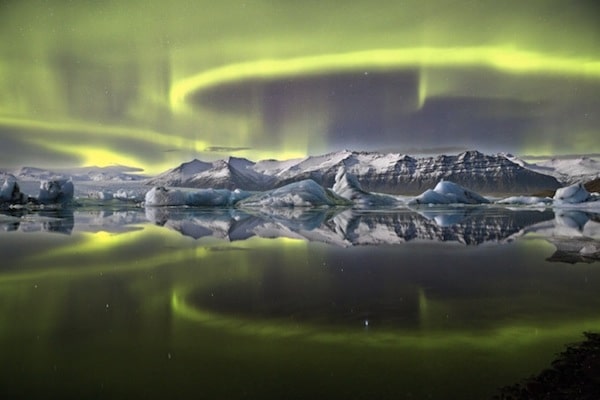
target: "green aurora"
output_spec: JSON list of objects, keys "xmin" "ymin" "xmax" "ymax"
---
[{"xmin": 1, "ymin": 0, "xmax": 599, "ymax": 173}]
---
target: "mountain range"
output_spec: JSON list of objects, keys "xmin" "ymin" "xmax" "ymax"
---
[
  {"xmin": 7, "ymin": 165, "xmax": 146, "ymax": 182},
  {"xmin": 5, "ymin": 150, "xmax": 599, "ymax": 196},
  {"xmin": 149, "ymin": 150, "xmax": 565, "ymax": 195}
]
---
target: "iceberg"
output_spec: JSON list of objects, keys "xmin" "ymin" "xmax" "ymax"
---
[
  {"xmin": 144, "ymin": 186, "xmax": 251, "ymax": 207},
  {"xmin": 553, "ymin": 183, "xmax": 592, "ymax": 204},
  {"xmin": 38, "ymin": 178, "xmax": 74, "ymax": 205},
  {"xmin": 88, "ymin": 190, "xmax": 114, "ymax": 201},
  {"xmin": 144, "ymin": 187, "xmax": 188, "ymax": 206},
  {"xmin": 1, "ymin": 174, "xmax": 27, "ymax": 205},
  {"xmin": 186, "ymin": 188, "xmax": 251, "ymax": 206},
  {"xmin": 238, "ymin": 179, "xmax": 350, "ymax": 208},
  {"xmin": 496, "ymin": 196, "xmax": 553, "ymax": 206},
  {"xmin": 331, "ymin": 167, "xmax": 398, "ymax": 207},
  {"xmin": 408, "ymin": 180, "xmax": 490, "ymax": 205}
]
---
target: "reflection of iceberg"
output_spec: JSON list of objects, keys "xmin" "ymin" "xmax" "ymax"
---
[
  {"xmin": 2, "ymin": 209, "xmax": 75, "ymax": 234},
  {"xmin": 145, "ymin": 207, "xmax": 555, "ymax": 246},
  {"xmin": 516, "ymin": 210, "xmax": 600, "ymax": 263}
]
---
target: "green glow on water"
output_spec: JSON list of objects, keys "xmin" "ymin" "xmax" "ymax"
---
[
  {"xmin": 1, "ymin": 216, "xmax": 599, "ymax": 398},
  {"xmin": 170, "ymin": 288, "xmax": 600, "ymax": 350}
]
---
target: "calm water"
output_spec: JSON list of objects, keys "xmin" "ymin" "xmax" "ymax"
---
[{"xmin": 1, "ymin": 206, "xmax": 599, "ymax": 399}]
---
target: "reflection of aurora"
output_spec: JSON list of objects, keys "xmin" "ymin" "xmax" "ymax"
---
[
  {"xmin": 2, "ymin": 211, "xmax": 598, "ymax": 340},
  {"xmin": 2, "ymin": 208, "xmax": 600, "ymax": 399},
  {"xmin": 170, "ymin": 289, "xmax": 600, "ymax": 350}
]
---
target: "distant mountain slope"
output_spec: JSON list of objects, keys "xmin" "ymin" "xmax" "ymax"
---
[
  {"xmin": 151, "ymin": 150, "xmax": 561, "ymax": 195},
  {"xmin": 506, "ymin": 155, "xmax": 600, "ymax": 184},
  {"xmin": 149, "ymin": 157, "xmax": 275, "ymax": 191},
  {"xmin": 10, "ymin": 165, "xmax": 146, "ymax": 182}
]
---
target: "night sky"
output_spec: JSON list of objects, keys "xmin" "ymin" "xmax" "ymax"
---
[{"xmin": 0, "ymin": 0, "xmax": 599, "ymax": 174}]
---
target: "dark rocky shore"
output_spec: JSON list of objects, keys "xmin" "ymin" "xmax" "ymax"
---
[{"xmin": 495, "ymin": 332, "xmax": 600, "ymax": 399}]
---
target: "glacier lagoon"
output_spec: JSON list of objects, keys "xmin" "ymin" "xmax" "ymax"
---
[{"xmin": 1, "ymin": 205, "xmax": 599, "ymax": 399}]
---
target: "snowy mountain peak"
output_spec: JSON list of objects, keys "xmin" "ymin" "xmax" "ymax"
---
[
  {"xmin": 178, "ymin": 159, "xmax": 212, "ymax": 174},
  {"xmin": 508, "ymin": 155, "xmax": 600, "ymax": 184},
  {"xmin": 457, "ymin": 150, "xmax": 485, "ymax": 160},
  {"xmin": 151, "ymin": 150, "xmax": 562, "ymax": 195}
]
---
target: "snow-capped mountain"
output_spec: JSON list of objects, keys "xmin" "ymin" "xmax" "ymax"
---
[
  {"xmin": 505, "ymin": 155, "xmax": 600, "ymax": 184},
  {"xmin": 146, "ymin": 159, "xmax": 212, "ymax": 186},
  {"xmin": 149, "ymin": 156, "xmax": 275, "ymax": 191},
  {"xmin": 153, "ymin": 150, "xmax": 561, "ymax": 195},
  {"xmin": 9, "ymin": 165, "xmax": 146, "ymax": 182}
]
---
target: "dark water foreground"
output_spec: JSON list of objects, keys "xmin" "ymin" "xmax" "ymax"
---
[{"xmin": 0, "ymin": 206, "xmax": 599, "ymax": 399}]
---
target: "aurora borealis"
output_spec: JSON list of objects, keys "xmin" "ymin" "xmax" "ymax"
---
[{"xmin": 1, "ymin": 0, "xmax": 599, "ymax": 174}]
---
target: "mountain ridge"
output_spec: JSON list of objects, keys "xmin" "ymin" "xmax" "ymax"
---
[{"xmin": 150, "ymin": 150, "xmax": 563, "ymax": 195}]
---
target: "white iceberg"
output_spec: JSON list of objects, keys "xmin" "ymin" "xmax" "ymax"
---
[
  {"xmin": 408, "ymin": 180, "xmax": 489, "ymax": 205},
  {"xmin": 38, "ymin": 178, "xmax": 74, "ymax": 205},
  {"xmin": 186, "ymin": 188, "xmax": 251, "ymax": 206},
  {"xmin": 238, "ymin": 179, "xmax": 350, "ymax": 208},
  {"xmin": 144, "ymin": 186, "xmax": 251, "ymax": 207},
  {"xmin": 1, "ymin": 174, "xmax": 27, "ymax": 204},
  {"xmin": 88, "ymin": 190, "xmax": 114, "ymax": 201},
  {"xmin": 553, "ymin": 183, "xmax": 591, "ymax": 204},
  {"xmin": 114, "ymin": 189, "xmax": 141, "ymax": 201},
  {"xmin": 331, "ymin": 167, "xmax": 398, "ymax": 207},
  {"xmin": 144, "ymin": 187, "xmax": 187, "ymax": 206},
  {"xmin": 496, "ymin": 196, "xmax": 553, "ymax": 206}
]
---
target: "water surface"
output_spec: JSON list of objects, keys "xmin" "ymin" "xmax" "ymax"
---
[{"xmin": 1, "ymin": 206, "xmax": 599, "ymax": 399}]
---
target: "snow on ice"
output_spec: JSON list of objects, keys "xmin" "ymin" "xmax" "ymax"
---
[
  {"xmin": 408, "ymin": 180, "xmax": 490, "ymax": 205},
  {"xmin": 38, "ymin": 179, "xmax": 74, "ymax": 205},
  {"xmin": 237, "ymin": 179, "xmax": 350, "ymax": 208}
]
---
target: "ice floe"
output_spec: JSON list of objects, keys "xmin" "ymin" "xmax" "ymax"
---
[
  {"xmin": 238, "ymin": 179, "xmax": 350, "ymax": 208},
  {"xmin": 409, "ymin": 180, "xmax": 490, "ymax": 205},
  {"xmin": 1, "ymin": 174, "xmax": 27, "ymax": 205},
  {"xmin": 331, "ymin": 167, "xmax": 398, "ymax": 207},
  {"xmin": 553, "ymin": 183, "xmax": 593, "ymax": 204},
  {"xmin": 38, "ymin": 179, "xmax": 74, "ymax": 205},
  {"xmin": 144, "ymin": 186, "xmax": 251, "ymax": 207}
]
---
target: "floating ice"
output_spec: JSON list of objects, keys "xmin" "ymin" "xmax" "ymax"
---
[
  {"xmin": 144, "ymin": 187, "xmax": 187, "ymax": 206},
  {"xmin": 332, "ymin": 167, "xmax": 398, "ymax": 207},
  {"xmin": 88, "ymin": 190, "xmax": 114, "ymax": 201},
  {"xmin": 238, "ymin": 179, "xmax": 350, "ymax": 208},
  {"xmin": 409, "ymin": 180, "xmax": 490, "ymax": 205},
  {"xmin": 38, "ymin": 179, "xmax": 74, "ymax": 205},
  {"xmin": 1, "ymin": 174, "xmax": 26, "ymax": 204},
  {"xmin": 144, "ymin": 186, "xmax": 251, "ymax": 207},
  {"xmin": 553, "ymin": 183, "xmax": 591, "ymax": 204},
  {"xmin": 496, "ymin": 196, "xmax": 553, "ymax": 206}
]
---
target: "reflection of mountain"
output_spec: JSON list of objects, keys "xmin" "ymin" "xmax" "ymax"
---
[
  {"xmin": 145, "ymin": 207, "xmax": 556, "ymax": 247},
  {"xmin": 3, "ymin": 207, "xmax": 599, "ymax": 263}
]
